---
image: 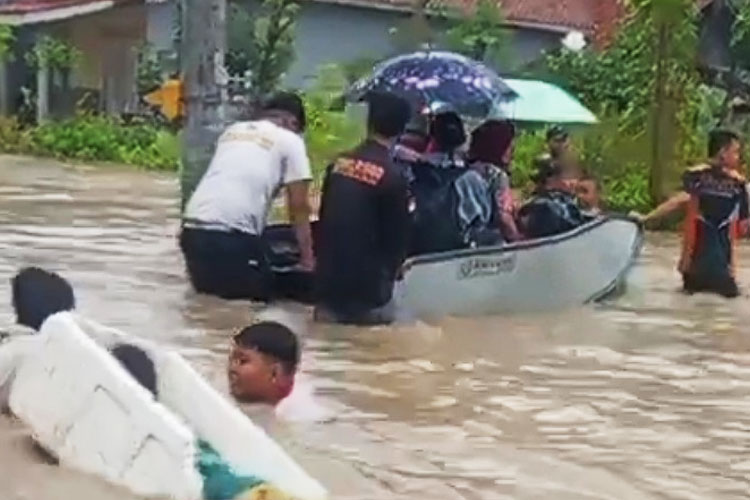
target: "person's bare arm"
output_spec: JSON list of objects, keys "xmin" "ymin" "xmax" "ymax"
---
[
  {"xmin": 286, "ymin": 180, "xmax": 315, "ymax": 271},
  {"xmin": 639, "ymin": 191, "xmax": 690, "ymax": 225},
  {"xmin": 500, "ymin": 212, "xmax": 523, "ymax": 242}
]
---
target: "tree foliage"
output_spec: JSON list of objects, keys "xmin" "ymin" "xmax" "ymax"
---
[
  {"xmin": 731, "ymin": 0, "xmax": 750, "ymax": 67},
  {"xmin": 545, "ymin": 0, "xmax": 701, "ymax": 203},
  {"xmin": 226, "ymin": 0, "xmax": 299, "ymax": 102},
  {"xmin": 26, "ymin": 35, "xmax": 81, "ymax": 70},
  {"xmin": 0, "ymin": 24, "xmax": 15, "ymax": 62},
  {"xmin": 445, "ymin": 0, "xmax": 510, "ymax": 66},
  {"xmin": 136, "ymin": 44, "xmax": 164, "ymax": 95}
]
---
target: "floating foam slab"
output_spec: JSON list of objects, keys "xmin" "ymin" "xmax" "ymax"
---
[{"xmin": 9, "ymin": 312, "xmax": 327, "ymax": 500}]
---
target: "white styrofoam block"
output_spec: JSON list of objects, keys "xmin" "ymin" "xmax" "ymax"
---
[
  {"xmin": 156, "ymin": 351, "xmax": 328, "ymax": 500},
  {"xmin": 11, "ymin": 312, "xmax": 328, "ymax": 500},
  {"xmin": 9, "ymin": 313, "xmax": 204, "ymax": 500}
]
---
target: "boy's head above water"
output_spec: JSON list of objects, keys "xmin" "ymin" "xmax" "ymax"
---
[
  {"xmin": 11, "ymin": 267, "xmax": 75, "ymax": 331},
  {"xmin": 228, "ymin": 321, "xmax": 300, "ymax": 406}
]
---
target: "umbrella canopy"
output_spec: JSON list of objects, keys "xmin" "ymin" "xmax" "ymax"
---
[
  {"xmin": 349, "ymin": 51, "xmax": 517, "ymax": 120},
  {"xmin": 497, "ymin": 79, "xmax": 598, "ymax": 124}
]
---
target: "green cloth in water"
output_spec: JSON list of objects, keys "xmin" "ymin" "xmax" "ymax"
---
[{"xmin": 196, "ymin": 439, "xmax": 265, "ymax": 500}]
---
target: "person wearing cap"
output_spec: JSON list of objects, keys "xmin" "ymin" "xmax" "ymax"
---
[
  {"xmin": 180, "ymin": 92, "xmax": 315, "ymax": 302},
  {"xmin": 455, "ymin": 119, "xmax": 523, "ymax": 245},
  {"xmin": 315, "ymin": 92, "xmax": 411, "ymax": 325},
  {"xmin": 518, "ymin": 155, "xmax": 588, "ymax": 239},
  {"xmin": 547, "ymin": 125, "xmax": 571, "ymax": 161}
]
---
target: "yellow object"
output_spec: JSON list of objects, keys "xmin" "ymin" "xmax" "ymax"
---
[
  {"xmin": 234, "ymin": 484, "xmax": 292, "ymax": 500},
  {"xmin": 144, "ymin": 79, "xmax": 184, "ymax": 120}
]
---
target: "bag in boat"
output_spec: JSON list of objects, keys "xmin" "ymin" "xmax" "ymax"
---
[{"xmin": 409, "ymin": 162, "xmax": 465, "ymax": 255}]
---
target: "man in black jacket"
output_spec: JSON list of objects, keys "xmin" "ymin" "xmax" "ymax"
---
[{"xmin": 315, "ymin": 92, "xmax": 411, "ymax": 325}]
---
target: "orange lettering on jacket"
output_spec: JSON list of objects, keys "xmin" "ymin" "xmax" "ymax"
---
[{"xmin": 333, "ymin": 158, "xmax": 385, "ymax": 186}]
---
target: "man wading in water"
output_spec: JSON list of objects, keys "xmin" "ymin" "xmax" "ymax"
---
[
  {"xmin": 636, "ymin": 129, "xmax": 750, "ymax": 298},
  {"xmin": 180, "ymin": 93, "xmax": 315, "ymax": 302},
  {"xmin": 315, "ymin": 92, "xmax": 411, "ymax": 325}
]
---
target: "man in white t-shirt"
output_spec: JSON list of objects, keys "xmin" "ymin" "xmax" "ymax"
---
[{"xmin": 180, "ymin": 92, "xmax": 315, "ymax": 301}]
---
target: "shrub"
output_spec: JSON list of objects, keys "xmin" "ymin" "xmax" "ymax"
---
[
  {"xmin": 0, "ymin": 113, "xmax": 179, "ymax": 171},
  {"xmin": 304, "ymin": 65, "xmax": 365, "ymax": 184}
]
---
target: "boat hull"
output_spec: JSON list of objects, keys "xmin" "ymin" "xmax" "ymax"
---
[{"xmin": 398, "ymin": 216, "xmax": 643, "ymax": 317}]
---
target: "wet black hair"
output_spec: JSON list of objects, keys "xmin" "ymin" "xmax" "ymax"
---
[
  {"xmin": 233, "ymin": 321, "xmax": 300, "ymax": 375},
  {"xmin": 708, "ymin": 128, "xmax": 740, "ymax": 158},
  {"xmin": 11, "ymin": 267, "xmax": 75, "ymax": 331},
  {"xmin": 262, "ymin": 92, "xmax": 307, "ymax": 132},
  {"xmin": 111, "ymin": 343, "xmax": 158, "ymax": 398},
  {"xmin": 364, "ymin": 91, "xmax": 411, "ymax": 139},
  {"xmin": 547, "ymin": 125, "xmax": 569, "ymax": 142},
  {"xmin": 430, "ymin": 110, "xmax": 466, "ymax": 152}
]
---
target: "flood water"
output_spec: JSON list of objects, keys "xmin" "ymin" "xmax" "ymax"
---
[{"xmin": 1, "ymin": 155, "xmax": 750, "ymax": 500}]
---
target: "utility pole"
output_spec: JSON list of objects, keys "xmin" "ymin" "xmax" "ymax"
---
[{"xmin": 180, "ymin": 0, "xmax": 227, "ymax": 209}]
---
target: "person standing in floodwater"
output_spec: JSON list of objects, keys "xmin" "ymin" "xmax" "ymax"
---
[
  {"xmin": 180, "ymin": 93, "xmax": 315, "ymax": 302},
  {"xmin": 315, "ymin": 92, "xmax": 411, "ymax": 325},
  {"xmin": 637, "ymin": 129, "xmax": 750, "ymax": 298}
]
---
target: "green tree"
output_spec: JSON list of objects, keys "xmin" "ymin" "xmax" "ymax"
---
[
  {"xmin": 26, "ymin": 35, "xmax": 81, "ymax": 70},
  {"xmin": 731, "ymin": 0, "xmax": 750, "ymax": 63},
  {"xmin": 223, "ymin": 0, "xmax": 298, "ymax": 102},
  {"xmin": 545, "ymin": 0, "xmax": 700, "ymax": 204},
  {"xmin": 248, "ymin": 0, "xmax": 299, "ymax": 102},
  {"xmin": 136, "ymin": 43, "xmax": 164, "ymax": 95},
  {"xmin": 0, "ymin": 24, "xmax": 15, "ymax": 62},
  {"xmin": 445, "ymin": 0, "xmax": 510, "ymax": 66},
  {"xmin": 226, "ymin": 2, "xmax": 256, "ymax": 77},
  {"xmin": 390, "ymin": 0, "xmax": 436, "ymax": 52}
]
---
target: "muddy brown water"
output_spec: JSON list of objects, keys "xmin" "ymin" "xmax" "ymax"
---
[{"xmin": 0, "ymin": 155, "xmax": 749, "ymax": 500}]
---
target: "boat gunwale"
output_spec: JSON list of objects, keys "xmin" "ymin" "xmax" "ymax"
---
[{"xmin": 402, "ymin": 215, "xmax": 644, "ymax": 272}]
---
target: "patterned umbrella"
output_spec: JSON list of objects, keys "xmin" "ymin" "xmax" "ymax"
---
[{"xmin": 348, "ymin": 51, "xmax": 517, "ymax": 119}]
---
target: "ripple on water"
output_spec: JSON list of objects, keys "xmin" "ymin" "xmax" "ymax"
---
[{"xmin": 0, "ymin": 159, "xmax": 750, "ymax": 498}]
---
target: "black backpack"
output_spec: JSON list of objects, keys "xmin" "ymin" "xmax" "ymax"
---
[{"xmin": 409, "ymin": 161, "xmax": 466, "ymax": 255}]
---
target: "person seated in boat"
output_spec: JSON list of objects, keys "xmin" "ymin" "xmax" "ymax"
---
[
  {"xmin": 394, "ymin": 115, "xmax": 430, "ymax": 163},
  {"xmin": 576, "ymin": 170, "xmax": 603, "ymax": 217},
  {"xmin": 422, "ymin": 104, "xmax": 467, "ymax": 168},
  {"xmin": 180, "ymin": 92, "xmax": 315, "ymax": 302},
  {"xmin": 408, "ymin": 107, "xmax": 469, "ymax": 254},
  {"xmin": 228, "ymin": 321, "xmax": 299, "ymax": 407},
  {"xmin": 1, "ymin": 267, "xmax": 76, "ymax": 411},
  {"xmin": 315, "ymin": 92, "xmax": 411, "ymax": 325},
  {"xmin": 635, "ymin": 129, "xmax": 750, "ymax": 298},
  {"xmin": 517, "ymin": 156, "xmax": 588, "ymax": 240},
  {"xmin": 547, "ymin": 125, "xmax": 584, "ymax": 178},
  {"xmin": 547, "ymin": 125, "xmax": 570, "ymax": 161},
  {"xmin": 454, "ymin": 119, "xmax": 523, "ymax": 246}
]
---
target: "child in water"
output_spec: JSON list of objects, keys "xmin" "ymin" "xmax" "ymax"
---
[
  {"xmin": 227, "ymin": 321, "xmax": 299, "ymax": 407},
  {"xmin": 0, "ymin": 267, "xmax": 76, "ymax": 411}
]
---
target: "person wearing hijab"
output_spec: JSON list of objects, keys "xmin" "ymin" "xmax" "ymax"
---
[{"xmin": 457, "ymin": 119, "xmax": 523, "ymax": 244}]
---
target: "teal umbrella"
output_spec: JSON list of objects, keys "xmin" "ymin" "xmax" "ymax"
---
[{"xmin": 497, "ymin": 79, "xmax": 597, "ymax": 124}]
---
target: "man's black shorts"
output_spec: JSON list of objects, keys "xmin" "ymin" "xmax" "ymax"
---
[{"xmin": 180, "ymin": 227, "xmax": 313, "ymax": 303}]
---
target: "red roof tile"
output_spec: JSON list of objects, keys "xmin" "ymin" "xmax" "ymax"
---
[
  {"xmin": 0, "ymin": 0, "xmax": 133, "ymax": 14},
  {"xmin": 312, "ymin": 0, "xmax": 623, "ymax": 33},
  {"xmin": 498, "ymin": 0, "xmax": 605, "ymax": 31}
]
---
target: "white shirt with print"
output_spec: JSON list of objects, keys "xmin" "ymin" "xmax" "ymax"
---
[{"xmin": 184, "ymin": 120, "xmax": 312, "ymax": 235}]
